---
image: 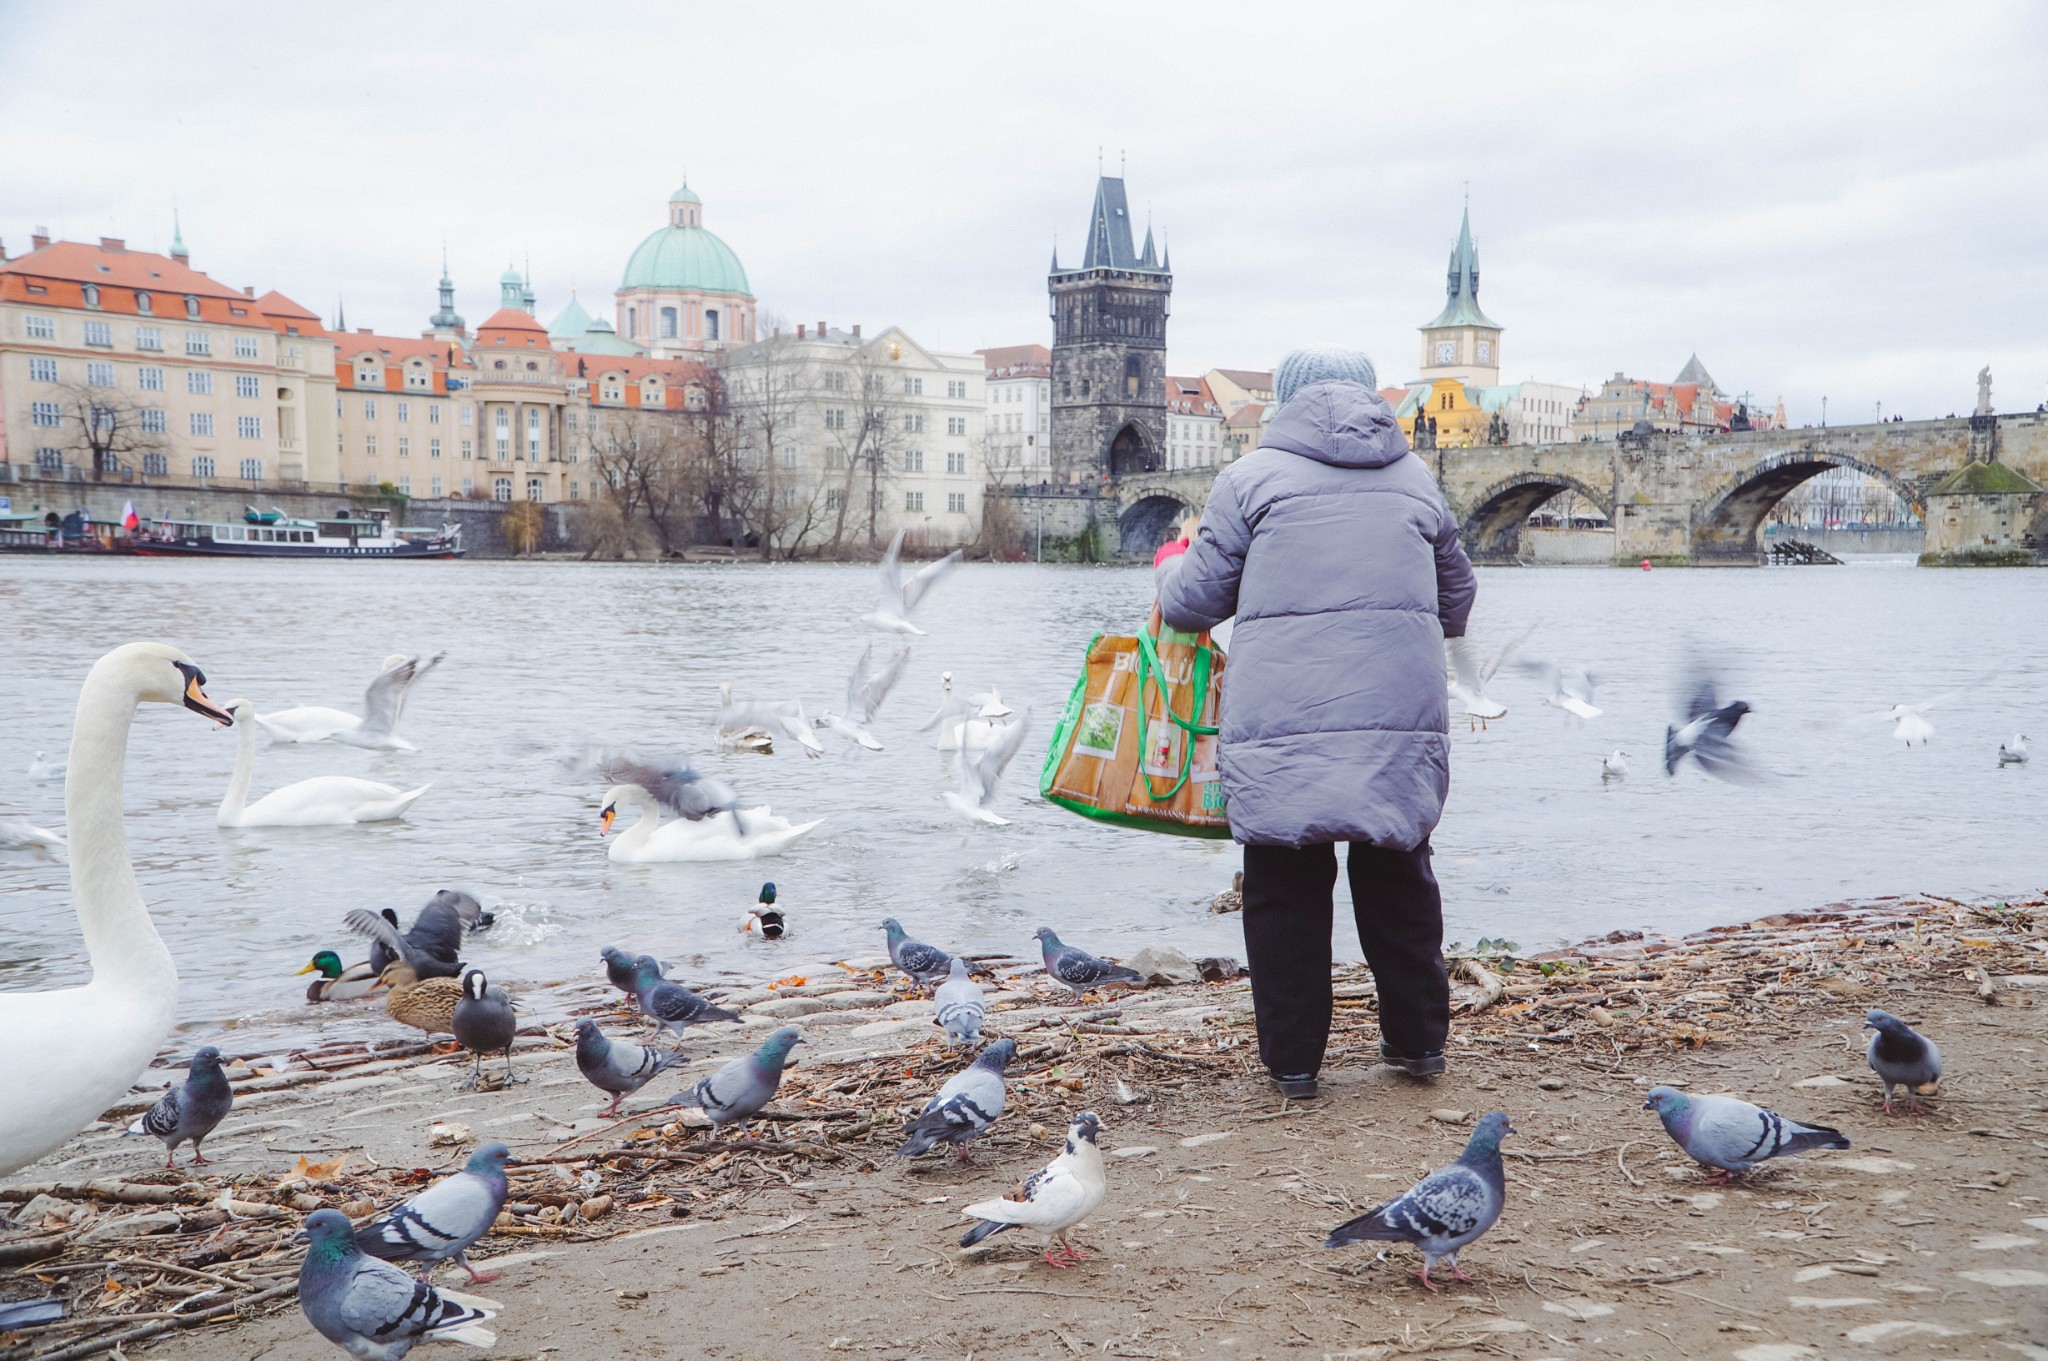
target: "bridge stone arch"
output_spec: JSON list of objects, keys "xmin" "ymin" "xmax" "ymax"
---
[
  {"xmin": 1460, "ymin": 473, "xmax": 1615, "ymax": 564},
  {"xmin": 1116, "ymin": 489, "xmax": 1193, "ymax": 558},
  {"xmin": 1693, "ymin": 449, "xmax": 1923, "ymax": 563}
]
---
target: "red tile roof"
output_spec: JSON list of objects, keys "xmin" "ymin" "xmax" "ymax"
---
[
  {"xmin": 977, "ymin": 343, "xmax": 1050, "ymax": 374},
  {"xmin": 0, "ymin": 238, "xmax": 268, "ymax": 326},
  {"xmin": 253, "ymin": 290, "xmax": 327, "ymax": 338},
  {"xmin": 1213, "ymin": 368, "xmax": 1273, "ymax": 389},
  {"xmin": 474, "ymin": 308, "xmax": 550, "ymax": 347}
]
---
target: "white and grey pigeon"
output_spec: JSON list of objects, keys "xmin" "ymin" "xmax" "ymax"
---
[
  {"xmin": 881, "ymin": 918, "xmax": 954, "ymax": 987},
  {"xmin": 1600, "ymin": 749, "xmax": 1630, "ymax": 782},
  {"xmin": 932, "ymin": 958, "xmax": 986, "ymax": 1046},
  {"xmin": 1643, "ymin": 1086, "xmax": 1848, "ymax": 1184},
  {"xmin": 1514, "ymin": 657, "xmax": 1601, "ymax": 719},
  {"xmin": 958, "ymin": 1111, "xmax": 1107, "ymax": 1267},
  {"xmin": 299, "ymin": 1208, "xmax": 496, "ymax": 1359},
  {"xmin": 28, "ymin": 750, "xmax": 65, "ymax": 782},
  {"xmin": 863, "ymin": 529, "xmax": 963, "ymax": 636},
  {"xmin": 815, "ymin": 640, "xmax": 911, "ymax": 752},
  {"xmin": 942, "ymin": 705, "xmax": 1031, "ymax": 826},
  {"xmin": 898, "ymin": 1039, "xmax": 1017, "ymax": 1161},
  {"xmin": 671, "ymin": 1026, "xmax": 803, "ymax": 1138},
  {"xmin": 574, "ymin": 1018, "xmax": 685, "ymax": 1118},
  {"xmin": 1999, "ymin": 733, "xmax": 2030, "ymax": 766},
  {"xmin": 1325, "ymin": 1110, "xmax": 1514, "ymax": 1292},
  {"xmin": 717, "ymin": 681, "xmax": 824, "ymax": 758},
  {"xmin": 1035, "ymin": 927, "xmax": 1146, "ymax": 1001},
  {"xmin": 124, "ymin": 1045, "xmax": 233, "ymax": 1168},
  {"xmin": 1865, "ymin": 1009, "xmax": 1942, "ymax": 1114},
  {"xmin": 354, "ymin": 1143, "xmax": 513, "ymax": 1284},
  {"xmin": 1664, "ymin": 667, "xmax": 1758, "ymax": 781},
  {"xmin": 630, "ymin": 955, "xmax": 741, "ymax": 1046}
]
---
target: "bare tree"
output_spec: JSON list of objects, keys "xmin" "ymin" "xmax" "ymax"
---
[
  {"xmin": 51, "ymin": 382, "xmax": 165, "ymax": 476},
  {"xmin": 682, "ymin": 371, "xmax": 756, "ymax": 551},
  {"xmin": 726, "ymin": 332, "xmax": 811, "ymax": 559},
  {"xmin": 831, "ymin": 343, "xmax": 905, "ymax": 552},
  {"xmin": 585, "ymin": 406, "xmax": 699, "ymax": 557}
]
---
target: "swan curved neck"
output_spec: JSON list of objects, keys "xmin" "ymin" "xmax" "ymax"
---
[
  {"xmin": 618, "ymin": 790, "xmax": 662, "ymax": 853},
  {"xmin": 66, "ymin": 665, "xmax": 176, "ymax": 987},
  {"xmin": 218, "ymin": 711, "xmax": 255, "ymax": 822}
]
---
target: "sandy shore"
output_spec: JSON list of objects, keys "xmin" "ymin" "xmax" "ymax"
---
[{"xmin": 3, "ymin": 890, "xmax": 2045, "ymax": 1360}]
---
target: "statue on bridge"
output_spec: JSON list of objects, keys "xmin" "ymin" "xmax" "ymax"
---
[
  {"xmin": 1976, "ymin": 366, "xmax": 1993, "ymax": 417},
  {"xmin": 1413, "ymin": 414, "xmax": 1437, "ymax": 451},
  {"xmin": 1485, "ymin": 412, "xmax": 1509, "ymax": 446}
]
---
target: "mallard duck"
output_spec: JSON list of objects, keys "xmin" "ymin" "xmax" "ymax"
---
[
  {"xmin": 742, "ymin": 882, "xmax": 787, "ymax": 939},
  {"xmin": 298, "ymin": 950, "xmax": 378, "ymax": 1002},
  {"xmin": 378, "ymin": 962, "xmax": 463, "ymax": 1039}
]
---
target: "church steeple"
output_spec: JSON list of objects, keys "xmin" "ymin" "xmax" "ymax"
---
[
  {"xmin": 1425, "ymin": 203, "xmax": 1495, "ymax": 330},
  {"xmin": 430, "ymin": 248, "xmax": 466, "ymax": 338},
  {"xmin": 1415, "ymin": 199, "xmax": 1502, "ymax": 386},
  {"xmin": 1139, "ymin": 223, "xmax": 1157, "ymax": 269},
  {"xmin": 169, "ymin": 209, "xmax": 189, "ymax": 265}
]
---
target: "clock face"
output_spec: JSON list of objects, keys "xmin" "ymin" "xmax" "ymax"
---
[
  {"xmin": 1476, "ymin": 342, "xmax": 1491, "ymax": 363},
  {"xmin": 1434, "ymin": 341, "xmax": 1454, "ymax": 364}
]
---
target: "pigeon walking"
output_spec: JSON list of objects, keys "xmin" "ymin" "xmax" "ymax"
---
[
  {"xmin": 574, "ymin": 1018, "xmax": 686, "ymax": 1118},
  {"xmin": 1865, "ymin": 1010, "xmax": 1942, "ymax": 1114},
  {"xmin": 1326, "ymin": 1111, "xmax": 1513, "ymax": 1291},
  {"xmin": 933, "ymin": 958, "xmax": 986, "ymax": 1046},
  {"xmin": 354, "ymin": 1143, "xmax": 514, "ymax": 1284},
  {"xmin": 881, "ymin": 918, "xmax": 954, "ymax": 987},
  {"xmin": 1665, "ymin": 668, "xmax": 1757, "ymax": 781},
  {"xmin": 1643, "ymin": 1086, "xmax": 1848, "ymax": 1184},
  {"xmin": 958, "ymin": 1112, "xmax": 1107, "ymax": 1267},
  {"xmin": 1035, "ymin": 927, "xmax": 1146, "ymax": 1001},
  {"xmin": 631, "ymin": 955, "xmax": 741, "ymax": 1046},
  {"xmin": 601, "ymin": 945, "xmax": 646, "ymax": 997},
  {"xmin": 898, "ymin": 1040, "xmax": 1016, "ymax": 1161},
  {"xmin": 125, "ymin": 1046, "xmax": 233, "ymax": 1168},
  {"xmin": 451, "ymin": 970, "xmax": 519, "ymax": 1090},
  {"xmin": 671, "ymin": 1027, "xmax": 803, "ymax": 1139},
  {"xmin": 299, "ymin": 1208, "xmax": 496, "ymax": 1359}
]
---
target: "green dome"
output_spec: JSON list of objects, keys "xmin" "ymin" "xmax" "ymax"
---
[
  {"xmin": 620, "ymin": 225, "xmax": 751, "ymax": 297},
  {"xmin": 669, "ymin": 184, "xmax": 702, "ymax": 205}
]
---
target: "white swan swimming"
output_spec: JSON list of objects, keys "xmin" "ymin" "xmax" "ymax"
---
[
  {"xmin": 0, "ymin": 641, "xmax": 234, "ymax": 1177},
  {"xmin": 217, "ymin": 699, "xmax": 430, "ymax": 826},
  {"xmin": 253, "ymin": 652, "xmax": 444, "ymax": 750},
  {"xmin": 599, "ymin": 783, "xmax": 821, "ymax": 863}
]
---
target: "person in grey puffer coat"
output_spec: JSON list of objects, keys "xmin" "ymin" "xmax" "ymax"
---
[{"xmin": 1156, "ymin": 345, "xmax": 1476, "ymax": 1099}]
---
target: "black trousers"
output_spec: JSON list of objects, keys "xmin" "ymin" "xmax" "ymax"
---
[{"xmin": 1239, "ymin": 840, "xmax": 1450, "ymax": 1078}]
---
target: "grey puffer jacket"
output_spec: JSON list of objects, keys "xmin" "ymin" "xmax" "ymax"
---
[{"xmin": 1157, "ymin": 380, "xmax": 1476, "ymax": 850}]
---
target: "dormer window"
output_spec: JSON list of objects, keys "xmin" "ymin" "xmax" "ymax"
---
[
  {"xmin": 184, "ymin": 296, "xmax": 200, "ymax": 318},
  {"xmin": 82, "ymin": 284, "xmax": 100, "ymax": 307},
  {"xmin": 135, "ymin": 291, "xmax": 152, "ymax": 314}
]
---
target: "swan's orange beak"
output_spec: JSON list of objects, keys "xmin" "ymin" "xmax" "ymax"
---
[
  {"xmin": 600, "ymin": 805, "xmax": 616, "ymax": 836},
  {"xmin": 174, "ymin": 662, "xmax": 234, "ymax": 727}
]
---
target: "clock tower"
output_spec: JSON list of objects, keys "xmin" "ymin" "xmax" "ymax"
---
[{"xmin": 1416, "ymin": 205, "xmax": 1501, "ymax": 386}]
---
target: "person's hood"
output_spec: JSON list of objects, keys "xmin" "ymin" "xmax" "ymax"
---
[{"xmin": 1261, "ymin": 380, "xmax": 1410, "ymax": 469}]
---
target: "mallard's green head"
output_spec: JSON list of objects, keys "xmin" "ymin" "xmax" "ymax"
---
[{"xmin": 298, "ymin": 950, "xmax": 345, "ymax": 979}]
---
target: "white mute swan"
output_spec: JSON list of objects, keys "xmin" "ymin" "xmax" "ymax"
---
[
  {"xmin": 0, "ymin": 641, "xmax": 234, "ymax": 1177},
  {"xmin": 254, "ymin": 651, "xmax": 444, "ymax": 750},
  {"xmin": 217, "ymin": 699, "xmax": 430, "ymax": 826},
  {"xmin": 599, "ymin": 783, "xmax": 820, "ymax": 863}
]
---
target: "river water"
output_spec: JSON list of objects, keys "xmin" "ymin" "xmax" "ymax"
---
[{"xmin": 2, "ymin": 556, "xmax": 2042, "ymax": 1051}]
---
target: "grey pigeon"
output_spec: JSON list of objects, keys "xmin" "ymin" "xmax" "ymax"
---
[
  {"xmin": 124, "ymin": 1046, "xmax": 233, "ymax": 1168},
  {"xmin": 601, "ymin": 945, "xmax": 645, "ymax": 996},
  {"xmin": 574, "ymin": 1018, "xmax": 685, "ymax": 1117},
  {"xmin": 300, "ymin": 1207, "xmax": 496, "ymax": 1358},
  {"xmin": 1034, "ymin": 927, "xmax": 1146, "ymax": 1000},
  {"xmin": 355, "ymin": 1143, "xmax": 514, "ymax": 1283},
  {"xmin": 631, "ymin": 955, "xmax": 741, "ymax": 1045},
  {"xmin": 1865, "ymin": 1009, "xmax": 1942, "ymax": 1114},
  {"xmin": 1326, "ymin": 1111, "xmax": 1513, "ymax": 1291},
  {"xmin": 1643, "ymin": 1086, "xmax": 1848, "ymax": 1183},
  {"xmin": 451, "ymin": 969, "xmax": 520, "ymax": 1090},
  {"xmin": 881, "ymin": 917, "xmax": 953, "ymax": 987},
  {"xmin": 898, "ymin": 1039, "xmax": 1016, "ymax": 1161},
  {"xmin": 933, "ymin": 958, "xmax": 986, "ymax": 1046},
  {"xmin": 671, "ymin": 1027, "xmax": 803, "ymax": 1138},
  {"xmin": 1664, "ymin": 667, "xmax": 1758, "ymax": 781}
]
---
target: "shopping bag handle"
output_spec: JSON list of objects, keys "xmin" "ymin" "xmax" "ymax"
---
[{"xmin": 1134, "ymin": 614, "xmax": 1219, "ymax": 802}]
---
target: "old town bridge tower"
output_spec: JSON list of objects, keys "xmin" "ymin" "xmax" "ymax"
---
[{"xmin": 1049, "ymin": 174, "xmax": 1171, "ymax": 481}]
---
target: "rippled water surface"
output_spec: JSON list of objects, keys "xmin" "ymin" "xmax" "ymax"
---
[{"xmin": 2, "ymin": 555, "xmax": 2042, "ymax": 1049}]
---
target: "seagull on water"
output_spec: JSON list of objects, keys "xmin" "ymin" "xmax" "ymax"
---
[
  {"xmin": 2000, "ymin": 734, "xmax": 2030, "ymax": 766},
  {"xmin": 1601, "ymin": 749, "xmax": 1629, "ymax": 782}
]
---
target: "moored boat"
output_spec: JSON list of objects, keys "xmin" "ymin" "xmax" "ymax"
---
[{"xmin": 130, "ymin": 506, "xmax": 462, "ymax": 559}]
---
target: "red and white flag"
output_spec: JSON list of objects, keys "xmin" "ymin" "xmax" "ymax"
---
[{"xmin": 122, "ymin": 500, "xmax": 139, "ymax": 531}]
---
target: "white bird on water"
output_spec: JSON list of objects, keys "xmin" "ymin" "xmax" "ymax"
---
[
  {"xmin": 2000, "ymin": 734, "xmax": 2030, "ymax": 766},
  {"xmin": 1515, "ymin": 658, "xmax": 1602, "ymax": 720},
  {"xmin": 863, "ymin": 529, "xmax": 962, "ymax": 637},
  {"xmin": 217, "ymin": 700, "xmax": 430, "ymax": 826},
  {"xmin": 28, "ymin": 751, "xmax": 65, "ymax": 782},
  {"xmin": 717, "ymin": 681, "xmax": 824, "ymax": 758},
  {"xmin": 1601, "ymin": 749, "xmax": 1629, "ymax": 782},
  {"xmin": 254, "ymin": 652, "xmax": 445, "ymax": 750}
]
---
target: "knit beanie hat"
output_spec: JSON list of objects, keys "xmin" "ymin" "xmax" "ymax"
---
[{"xmin": 1274, "ymin": 346, "xmax": 1379, "ymax": 406}]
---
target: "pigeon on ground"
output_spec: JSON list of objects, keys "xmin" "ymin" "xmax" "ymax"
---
[
  {"xmin": 933, "ymin": 958, "xmax": 986, "ymax": 1046},
  {"xmin": 452, "ymin": 970, "xmax": 519, "ymax": 1090},
  {"xmin": 301, "ymin": 1208, "xmax": 496, "ymax": 1358},
  {"xmin": 630, "ymin": 955, "xmax": 741, "ymax": 1046},
  {"xmin": 0, "ymin": 1299, "xmax": 64, "ymax": 1330},
  {"xmin": 1865, "ymin": 1010, "xmax": 1942, "ymax": 1114},
  {"xmin": 1035, "ymin": 927, "xmax": 1146, "ymax": 1001},
  {"xmin": 742, "ymin": 882, "xmax": 786, "ymax": 939},
  {"xmin": 882, "ymin": 918, "xmax": 954, "ymax": 987},
  {"xmin": 573, "ymin": 1018, "xmax": 686, "ymax": 1118},
  {"xmin": 124, "ymin": 1046, "xmax": 233, "ymax": 1168},
  {"xmin": 601, "ymin": 945, "xmax": 645, "ymax": 996},
  {"xmin": 898, "ymin": 1039, "xmax": 1016, "ymax": 1161},
  {"xmin": 671, "ymin": 1027, "xmax": 803, "ymax": 1138},
  {"xmin": 958, "ymin": 1112, "xmax": 1107, "ymax": 1267},
  {"xmin": 1664, "ymin": 668, "xmax": 1758, "ymax": 781},
  {"xmin": 354, "ymin": 1143, "xmax": 514, "ymax": 1284},
  {"xmin": 2000, "ymin": 734, "xmax": 2030, "ymax": 766},
  {"xmin": 1325, "ymin": 1111, "xmax": 1513, "ymax": 1291},
  {"xmin": 864, "ymin": 529, "xmax": 963, "ymax": 636},
  {"xmin": 1601, "ymin": 749, "xmax": 1629, "ymax": 782},
  {"xmin": 1643, "ymin": 1086, "xmax": 1848, "ymax": 1183}
]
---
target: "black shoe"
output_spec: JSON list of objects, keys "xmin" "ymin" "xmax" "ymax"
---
[
  {"xmin": 1270, "ymin": 1072, "xmax": 1319, "ymax": 1100},
  {"xmin": 1379, "ymin": 1043, "xmax": 1447, "ymax": 1079}
]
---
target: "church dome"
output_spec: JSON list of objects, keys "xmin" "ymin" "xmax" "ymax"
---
[{"xmin": 620, "ymin": 186, "xmax": 751, "ymax": 297}]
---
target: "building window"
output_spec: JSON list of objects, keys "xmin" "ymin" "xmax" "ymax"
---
[
  {"xmin": 462, "ymin": 476, "xmax": 474, "ymax": 495},
  {"xmin": 493, "ymin": 477, "xmax": 512, "ymax": 501},
  {"xmin": 824, "ymin": 371, "xmax": 845, "ymax": 392},
  {"xmin": 399, "ymin": 475, "xmax": 412, "ymax": 494},
  {"xmin": 31, "ymin": 401, "xmax": 62, "ymax": 427},
  {"xmin": 141, "ymin": 408, "xmax": 167, "ymax": 434},
  {"xmin": 947, "ymin": 380, "xmax": 967, "ymax": 399},
  {"xmin": 239, "ymin": 457, "xmax": 263, "ymax": 480},
  {"xmin": 626, "ymin": 307, "xmax": 637, "ymax": 338},
  {"xmin": 526, "ymin": 407, "xmax": 541, "ymax": 458},
  {"xmin": 779, "ymin": 445, "xmax": 798, "ymax": 469},
  {"xmin": 134, "ymin": 290, "xmax": 152, "ymax": 315},
  {"xmin": 29, "ymin": 356, "xmax": 58, "ymax": 382},
  {"xmin": 705, "ymin": 309, "xmax": 720, "ymax": 341},
  {"xmin": 235, "ymin": 374, "xmax": 261, "ymax": 398},
  {"xmin": 190, "ymin": 412, "xmax": 215, "ymax": 436},
  {"xmin": 946, "ymin": 450, "xmax": 966, "ymax": 474},
  {"xmin": 192, "ymin": 455, "xmax": 216, "ymax": 477},
  {"xmin": 24, "ymin": 313, "xmax": 56, "ymax": 339},
  {"xmin": 234, "ymin": 415, "xmax": 260, "ymax": 440},
  {"xmin": 904, "ymin": 450, "xmax": 924, "ymax": 472},
  {"xmin": 359, "ymin": 366, "xmax": 383, "ymax": 388},
  {"xmin": 461, "ymin": 439, "xmax": 474, "ymax": 460},
  {"xmin": 233, "ymin": 335, "xmax": 259, "ymax": 359},
  {"xmin": 947, "ymin": 492, "xmax": 966, "ymax": 513},
  {"xmin": 902, "ymin": 377, "xmax": 923, "ymax": 395},
  {"xmin": 824, "ymin": 407, "xmax": 845, "ymax": 430},
  {"xmin": 84, "ymin": 320, "xmax": 112, "ymax": 346},
  {"xmin": 659, "ymin": 306, "xmax": 678, "ymax": 339},
  {"xmin": 398, "ymin": 436, "xmax": 411, "ymax": 458},
  {"xmin": 406, "ymin": 368, "xmax": 429, "ymax": 390},
  {"xmin": 33, "ymin": 446, "xmax": 63, "ymax": 471},
  {"xmin": 181, "ymin": 295, "xmax": 199, "ymax": 318},
  {"xmin": 187, "ymin": 371, "xmax": 214, "ymax": 395},
  {"xmin": 133, "ymin": 366, "xmax": 169, "ymax": 395},
  {"xmin": 185, "ymin": 330, "xmax": 210, "ymax": 355},
  {"xmin": 526, "ymin": 477, "xmax": 543, "ymax": 501},
  {"xmin": 428, "ymin": 404, "xmax": 442, "ymax": 425},
  {"xmin": 135, "ymin": 325, "xmax": 163, "ymax": 351},
  {"xmin": 430, "ymin": 476, "xmax": 443, "ymax": 496},
  {"xmin": 946, "ymin": 416, "xmax": 967, "ymax": 436},
  {"xmin": 429, "ymin": 438, "xmax": 442, "ymax": 459},
  {"xmin": 460, "ymin": 405, "xmax": 474, "ymax": 426},
  {"xmin": 143, "ymin": 452, "xmax": 168, "ymax": 475},
  {"xmin": 825, "ymin": 488, "xmax": 844, "ymax": 510},
  {"xmin": 366, "ymin": 434, "xmax": 378, "ymax": 456},
  {"xmin": 82, "ymin": 284, "xmax": 101, "ymax": 308},
  {"xmin": 363, "ymin": 398, "xmax": 377, "ymax": 418},
  {"xmin": 397, "ymin": 401, "xmax": 412, "ymax": 422},
  {"xmin": 904, "ymin": 491, "xmax": 924, "ymax": 512}
]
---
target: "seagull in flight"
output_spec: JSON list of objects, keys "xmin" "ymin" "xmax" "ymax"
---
[
  {"xmin": 944, "ymin": 707, "xmax": 1032, "ymax": 827},
  {"xmin": 863, "ymin": 529, "xmax": 962, "ymax": 636},
  {"xmin": 814, "ymin": 641, "xmax": 911, "ymax": 751},
  {"xmin": 1447, "ymin": 626, "xmax": 1531, "ymax": 730},
  {"xmin": 718, "ymin": 682, "xmax": 824, "ymax": 758},
  {"xmin": 1514, "ymin": 658, "xmax": 1601, "ymax": 720},
  {"xmin": 1858, "ymin": 674, "xmax": 1995, "ymax": 747}
]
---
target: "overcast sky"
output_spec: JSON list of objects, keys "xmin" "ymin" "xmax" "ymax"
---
[{"xmin": 4, "ymin": 2, "xmax": 2044, "ymax": 424}]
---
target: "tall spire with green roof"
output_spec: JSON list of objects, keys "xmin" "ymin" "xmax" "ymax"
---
[
  {"xmin": 169, "ymin": 208, "xmax": 189, "ymax": 265},
  {"xmin": 430, "ymin": 247, "xmax": 465, "ymax": 334},
  {"xmin": 1423, "ymin": 203, "xmax": 1497, "ymax": 329}
]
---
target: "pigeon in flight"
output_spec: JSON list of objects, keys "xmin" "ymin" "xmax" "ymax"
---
[
  {"xmin": 1326, "ymin": 1110, "xmax": 1513, "ymax": 1292},
  {"xmin": 864, "ymin": 529, "xmax": 963, "ymax": 636},
  {"xmin": 882, "ymin": 918, "xmax": 954, "ymax": 987},
  {"xmin": 672, "ymin": 1027, "xmax": 804, "ymax": 1138},
  {"xmin": 574, "ymin": 1018, "xmax": 685, "ymax": 1118},
  {"xmin": 1643, "ymin": 1086, "xmax": 1848, "ymax": 1184},
  {"xmin": 1664, "ymin": 668, "xmax": 1758, "ymax": 781},
  {"xmin": 933, "ymin": 957, "xmax": 986, "ymax": 1046},
  {"xmin": 1865, "ymin": 1009, "xmax": 1941, "ymax": 1114},
  {"xmin": 299, "ymin": 1208, "xmax": 496, "ymax": 1358},
  {"xmin": 958, "ymin": 1112, "xmax": 1107, "ymax": 1267},
  {"xmin": 125, "ymin": 1046, "xmax": 233, "ymax": 1168},
  {"xmin": 354, "ymin": 1143, "xmax": 514, "ymax": 1283},
  {"xmin": 898, "ymin": 1039, "xmax": 1016, "ymax": 1161},
  {"xmin": 1035, "ymin": 927, "xmax": 1146, "ymax": 1001},
  {"xmin": 578, "ymin": 751, "xmax": 748, "ymax": 833}
]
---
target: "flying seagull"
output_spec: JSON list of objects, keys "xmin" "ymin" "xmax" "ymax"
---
[{"xmin": 864, "ymin": 529, "xmax": 963, "ymax": 636}]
